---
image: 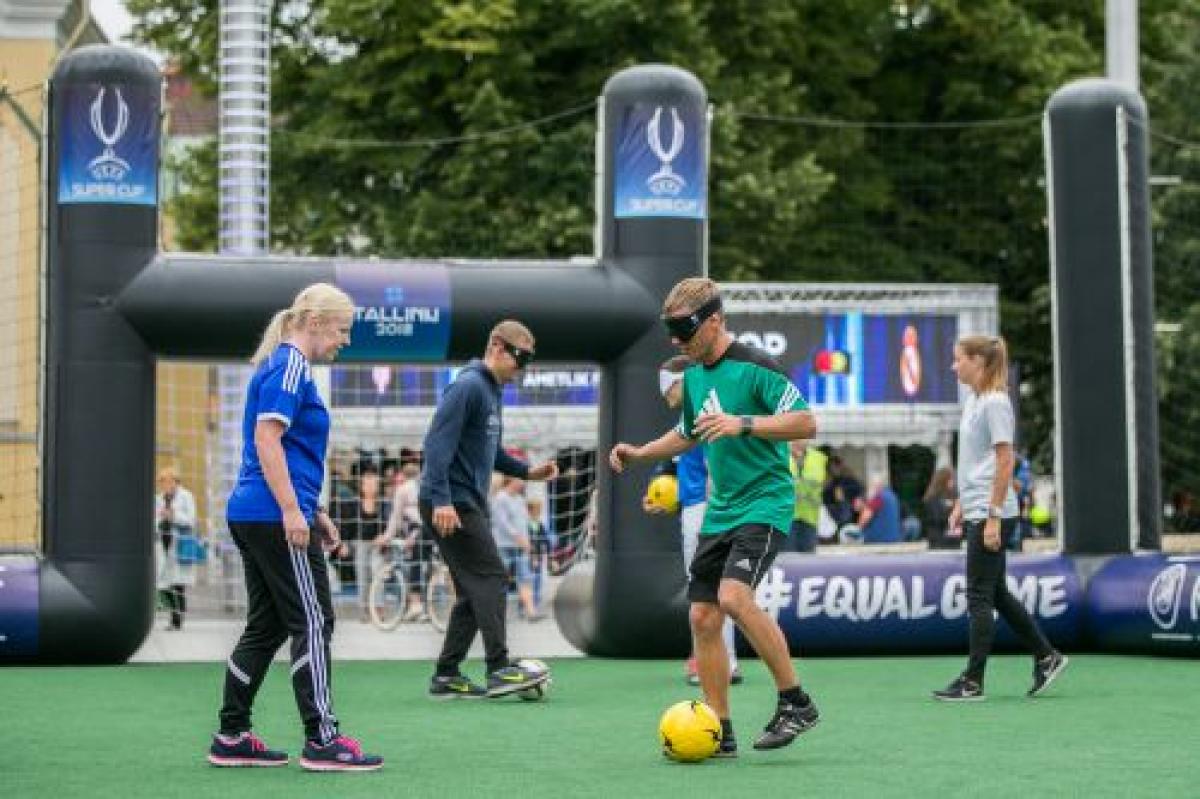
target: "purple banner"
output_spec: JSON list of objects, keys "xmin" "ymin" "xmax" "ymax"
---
[
  {"xmin": 751, "ymin": 553, "xmax": 1083, "ymax": 654},
  {"xmin": 1087, "ymin": 554, "xmax": 1200, "ymax": 654},
  {"xmin": 0, "ymin": 557, "xmax": 39, "ymax": 657}
]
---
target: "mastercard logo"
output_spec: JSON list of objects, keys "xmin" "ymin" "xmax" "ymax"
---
[{"xmin": 813, "ymin": 349, "xmax": 851, "ymax": 375}]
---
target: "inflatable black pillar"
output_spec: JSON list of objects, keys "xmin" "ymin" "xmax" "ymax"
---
[
  {"xmin": 37, "ymin": 46, "xmax": 161, "ymax": 662},
  {"xmin": 1045, "ymin": 80, "xmax": 1161, "ymax": 554},
  {"xmin": 557, "ymin": 66, "xmax": 709, "ymax": 656}
]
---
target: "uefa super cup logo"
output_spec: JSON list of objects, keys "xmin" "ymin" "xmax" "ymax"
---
[
  {"xmin": 646, "ymin": 106, "xmax": 686, "ymax": 196},
  {"xmin": 1147, "ymin": 563, "xmax": 1187, "ymax": 630},
  {"xmin": 87, "ymin": 87, "xmax": 131, "ymax": 181}
]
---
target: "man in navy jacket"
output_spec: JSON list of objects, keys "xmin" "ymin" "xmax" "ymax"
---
[{"xmin": 419, "ymin": 319, "xmax": 559, "ymax": 699}]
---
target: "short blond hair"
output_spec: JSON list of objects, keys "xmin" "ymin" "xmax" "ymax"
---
[
  {"xmin": 662, "ymin": 277, "xmax": 720, "ymax": 317},
  {"xmin": 489, "ymin": 319, "xmax": 534, "ymax": 349}
]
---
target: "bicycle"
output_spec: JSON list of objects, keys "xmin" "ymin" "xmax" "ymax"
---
[
  {"xmin": 368, "ymin": 537, "xmax": 456, "ymax": 633},
  {"xmin": 369, "ymin": 534, "xmax": 571, "ymax": 633}
]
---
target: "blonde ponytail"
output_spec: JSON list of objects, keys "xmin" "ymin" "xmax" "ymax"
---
[
  {"xmin": 250, "ymin": 283, "xmax": 355, "ymax": 365},
  {"xmin": 957, "ymin": 334, "xmax": 1009, "ymax": 394},
  {"xmin": 250, "ymin": 310, "xmax": 292, "ymax": 365}
]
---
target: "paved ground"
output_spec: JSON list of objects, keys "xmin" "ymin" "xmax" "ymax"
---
[{"xmin": 131, "ymin": 614, "xmax": 584, "ymax": 663}]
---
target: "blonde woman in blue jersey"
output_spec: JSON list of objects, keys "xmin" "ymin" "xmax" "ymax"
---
[
  {"xmin": 610, "ymin": 277, "xmax": 821, "ymax": 756},
  {"xmin": 209, "ymin": 283, "xmax": 382, "ymax": 772}
]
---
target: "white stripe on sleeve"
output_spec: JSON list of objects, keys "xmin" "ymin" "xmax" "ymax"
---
[
  {"xmin": 256, "ymin": 412, "xmax": 292, "ymax": 429},
  {"xmin": 775, "ymin": 384, "xmax": 801, "ymax": 414},
  {"xmin": 282, "ymin": 350, "xmax": 303, "ymax": 394}
]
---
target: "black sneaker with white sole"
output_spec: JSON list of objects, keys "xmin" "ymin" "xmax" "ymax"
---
[
  {"xmin": 486, "ymin": 663, "xmax": 548, "ymax": 698},
  {"xmin": 429, "ymin": 673, "xmax": 487, "ymax": 700},
  {"xmin": 1028, "ymin": 651, "xmax": 1069, "ymax": 697},
  {"xmin": 932, "ymin": 675, "xmax": 984, "ymax": 702},
  {"xmin": 752, "ymin": 696, "xmax": 820, "ymax": 750}
]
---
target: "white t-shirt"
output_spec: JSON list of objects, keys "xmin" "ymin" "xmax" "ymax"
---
[
  {"xmin": 957, "ymin": 390, "xmax": 1019, "ymax": 521},
  {"xmin": 155, "ymin": 486, "xmax": 197, "ymax": 529},
  {"xmin": 490, "ymin": 490, "xmax": 529, "ymax": 549},
  {"xmin": 384, "ymin": 479, "xmax": 421, "ymax": 539}
]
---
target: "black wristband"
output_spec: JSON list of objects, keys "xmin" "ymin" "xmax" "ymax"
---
[{"xmin": 740, "ymin": 415, "xmax": 754, "ymax": 436}]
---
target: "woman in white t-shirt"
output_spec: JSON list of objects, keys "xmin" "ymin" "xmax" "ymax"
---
[
  {"xmin": 155, "ymin": 466, "xmax": 198, "ymax": 631},
  {"xmin": 932, "ymin": 335, "xmax": 1068, "ymax": 702}
]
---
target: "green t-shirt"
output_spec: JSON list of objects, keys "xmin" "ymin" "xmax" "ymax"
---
[{"xmin": 676, "ymin": 342, "xmax": 810, "ymax": 535}]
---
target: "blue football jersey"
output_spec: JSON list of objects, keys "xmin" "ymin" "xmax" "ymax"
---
[{"xmin": 227, "ymin": 344, "xmax": 330, "ymax": 522}]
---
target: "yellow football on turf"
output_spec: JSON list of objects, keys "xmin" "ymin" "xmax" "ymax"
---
[
  {"xmin": 645, "ymin": 474, "xmax": 680, "ymax": 514},
  {"xmin": 659, "ymin": 700, "xmax": 721, "ymax": 763}
]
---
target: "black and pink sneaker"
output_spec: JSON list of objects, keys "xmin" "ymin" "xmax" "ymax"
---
[
  {"xmin": 208, "ymin": 731, "xmax": 288, "ymax": 767},
  {"xmin": 299, "ymin": 735, "xmax": 383, "ymax": 772}
]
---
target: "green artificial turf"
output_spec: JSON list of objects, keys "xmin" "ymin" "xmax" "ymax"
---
[{"xmin": 4, "ymin": 655, "xmax": 1196, "ymax": 798}]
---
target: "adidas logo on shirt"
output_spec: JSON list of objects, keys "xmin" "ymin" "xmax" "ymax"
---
[{"xmin": 700, "ymin": 388, "xmax": 724, "ymax": 416}]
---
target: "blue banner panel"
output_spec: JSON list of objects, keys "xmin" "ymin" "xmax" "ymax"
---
[
  {"xmin": 335, "ymin": 262, "xmax": 451, "ymax": 362},
  {"xmin": 614, "ymin": 103, "xmax": 706, "ymax": 219},
  {"xmin": 330, "ymin": 365, "xmax": 599, "ymax": 408},
  {"xmin": 1087, "ymin": 554, "xmax": 1200, "ymax": 655},
  {"xmin": 753, "ymin": 553, "xmax": 1083, "ymax": 654},
  {"xmin": 0, "ymin": 557, "xmax": 39, "ymax": 656},
  {"xmin": 58, "ymin": 83, "xmax": 159, "ymax": 205},
  {"xmin": 726, "ymin": 313, "xmax": 959, "ymax": 408},
  {"xmin": 861, "ymin": 314, "xmax": 959, "ymax": 403}
]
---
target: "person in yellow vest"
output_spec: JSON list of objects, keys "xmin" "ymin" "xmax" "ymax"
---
[{"xmin": 788, "ymin": 441, "xmax": 827, "ymax": 553}]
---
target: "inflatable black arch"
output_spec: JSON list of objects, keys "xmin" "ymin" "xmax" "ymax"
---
[{"xmin": 0, "ymin": 46, "xmax": 1195, "ymax": 664}]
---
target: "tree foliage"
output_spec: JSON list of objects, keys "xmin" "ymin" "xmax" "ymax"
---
[{"xmin": 129, "ymin": 0, "xmax": 1200, "ymax": 477}]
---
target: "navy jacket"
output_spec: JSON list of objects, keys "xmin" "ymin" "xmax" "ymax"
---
[{"xmin": 419, "ymin": 360, "xmax": 529, "ymax": 511}]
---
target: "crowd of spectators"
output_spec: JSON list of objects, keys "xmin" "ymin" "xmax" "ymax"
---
[{"xmin": 324, "ymin": 446, "xmax": 595, "ymax": 619}]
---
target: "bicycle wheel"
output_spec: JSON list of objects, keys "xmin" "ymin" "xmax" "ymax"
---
[
  {"xmin": 367, "ymin": 562, "xmax": 406, "ymax": 631},
  {"xmin": 425, "ymin": 563, "xmax": 456, "ymax": 633}
]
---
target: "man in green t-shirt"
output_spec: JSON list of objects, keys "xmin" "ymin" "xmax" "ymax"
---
[{"xmin": 610, "ymin": 277, "xmax": 821, "ymax": 757}]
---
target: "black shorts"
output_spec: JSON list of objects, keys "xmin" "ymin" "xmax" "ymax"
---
[{"xmin": 687, "ymin": 523, "xmax": 785, "ymax": 603}]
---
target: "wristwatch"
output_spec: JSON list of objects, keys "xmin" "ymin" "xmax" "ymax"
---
[
  {"xmin": 987, "ymin": 505, "xmax": 1004, "ymax": 520},
  {"xmin": 740, "ymin": 415, "xmax": 754, "ymax": 436}
]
